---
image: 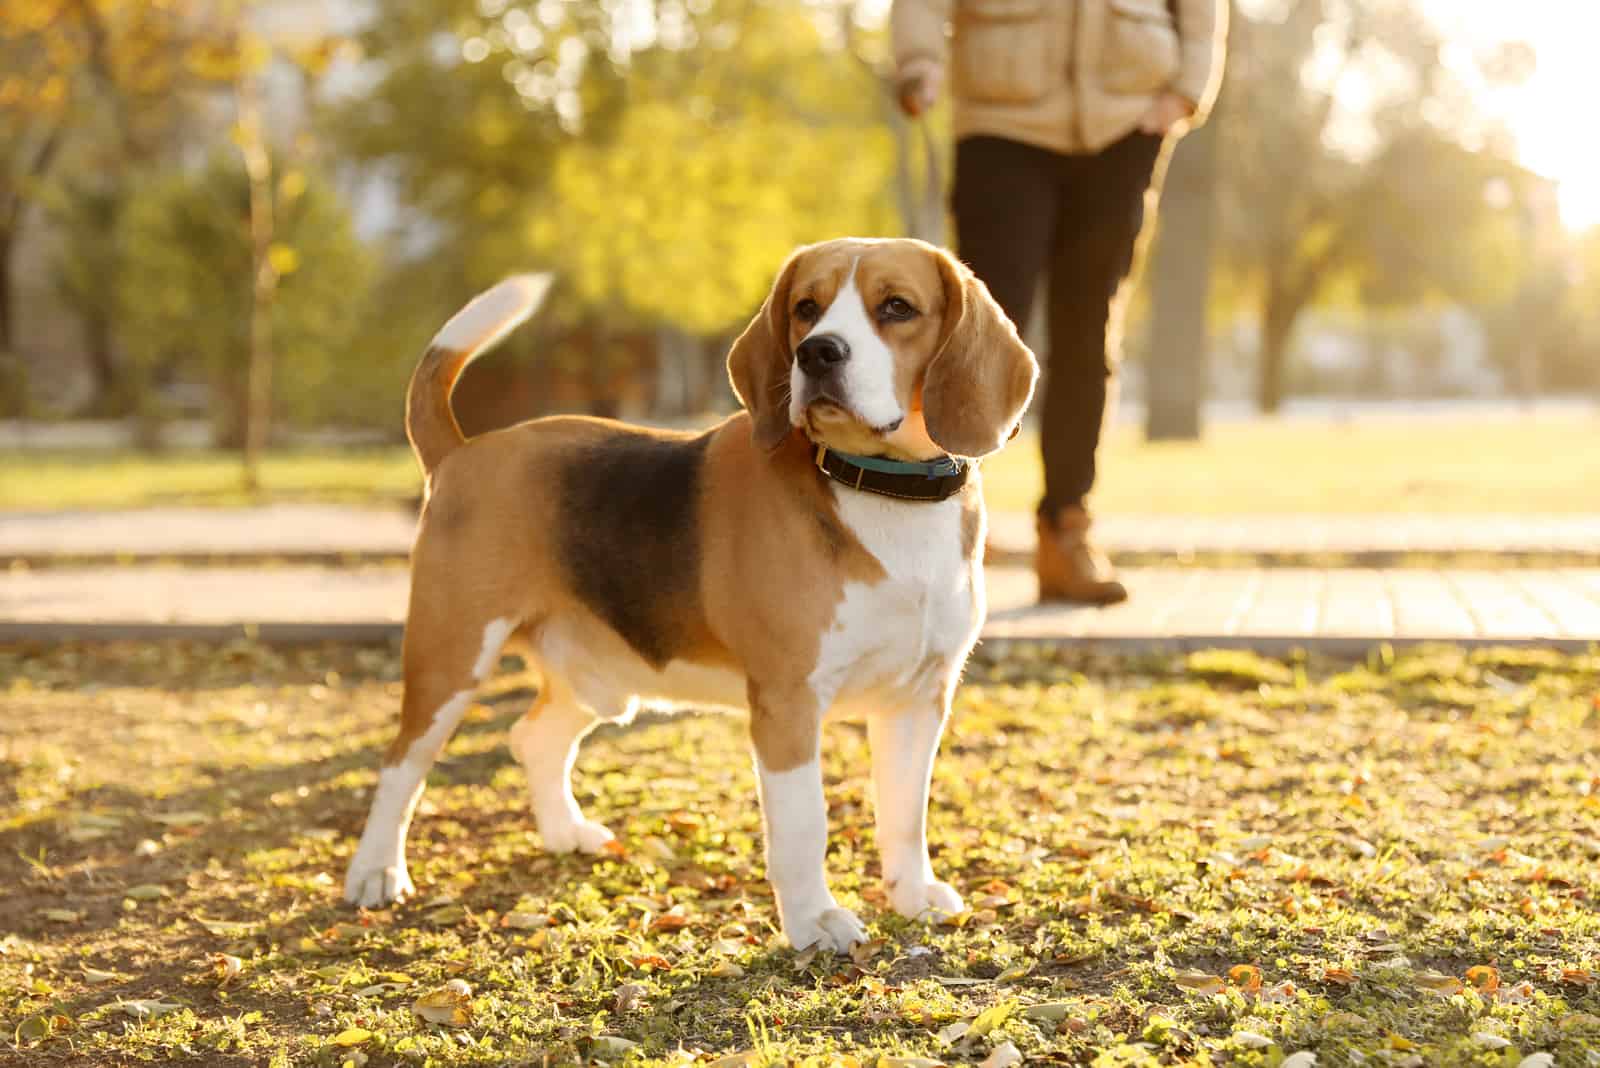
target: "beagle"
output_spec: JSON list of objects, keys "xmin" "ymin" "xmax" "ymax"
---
[{"xmin": 344, "ymin": 238, "xmax": 1037, "ymax": 952}]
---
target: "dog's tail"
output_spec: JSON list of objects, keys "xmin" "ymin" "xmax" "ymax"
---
[{"xmin": 406, "ymin": 274, "xmax": 554, "ymax": 477}]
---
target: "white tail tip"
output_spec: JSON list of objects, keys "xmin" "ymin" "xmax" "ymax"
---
[{"xmin": 429, "ymin": 273, "xmax": 554, "ymax": 355}]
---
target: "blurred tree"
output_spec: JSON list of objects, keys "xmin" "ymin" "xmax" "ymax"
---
[
  {"xmin": 840, "ymin": 0, "xmax": 945, "ymax": 243},
  {"xmin": 1144, "ymin": 122, "xmax": 1219, "ymax": 441},
  {"xmin": 530, "ymin": 3, "xmax": 895, "ymax": 336},
  {"xmin": 1217, "ymin": 0, "xmax": 1532, "ymax": 412},
  {"xmin": 334, "ymin": 0, "xmax": 896, "ymax": 390},
  {"xmin": 0, "ymin": 0, "xmax": 225, "ymax": 390},
  {"xmin": 115, "ymin": 156, "xmax": 373, "ymax": 447}
]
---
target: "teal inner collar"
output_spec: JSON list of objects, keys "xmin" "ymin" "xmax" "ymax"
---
[
  {"xmin": 822, "ymin": 449, "xmax": 966, "ymax": 478},
  {"xmin": 812, "ymin": 444, "xmax": 971, "ymax": 502}
]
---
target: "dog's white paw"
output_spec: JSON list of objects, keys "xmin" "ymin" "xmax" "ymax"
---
[
  {"xmin": 787, "ymin": 906, "xmax": 869, "ymax": 953},
  {"xmin": 541, "ymin": 817, "xmax": 615, "ymax": 855},
  {"xmin": 890, "ymin": 878, "xmax": 965, "ymax": 921},
  {"xmin": 344, "ymin": 859, "xmax": 414, "ymax": 908}
]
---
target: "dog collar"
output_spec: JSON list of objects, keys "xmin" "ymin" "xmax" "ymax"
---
[{"xmin": 813, "ymin": 444, "xmax": 969, "ymax": 502}]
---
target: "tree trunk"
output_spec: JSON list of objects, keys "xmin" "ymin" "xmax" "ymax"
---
[
  {"xmin": 1257, "ymin": 288, "xmax": 1298, "ymax": 414},
  {"xmin": 1144, "ymin": 123, "xmax": 1217, "ymax": 441},
  {"xmin": 0, "ymin": 226, "xmax": 20, "ymax": 418},
  {"xmin": 237, "ymin": 66, "xmax": 277, "ymax": 492},
  {"xmin": 83, "ymin": 314, "xmax": 129, "ymax": 415},
  {"xmin": 0, "ymin": 225, "xmax": 13, "ymax": 356}
]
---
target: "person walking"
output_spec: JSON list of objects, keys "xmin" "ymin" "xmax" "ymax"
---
[{"xmin": 893, "ymin": 0, "xmax": 1226, "ymax": 604}]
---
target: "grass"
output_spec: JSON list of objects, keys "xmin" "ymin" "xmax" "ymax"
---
[
  {"xmin": 7, "ymin": 409, "xmax": 1598, "ymax": 514},
  {"xmin": 0, "ymin": 448, "xmax": 421, "ymax": 511},
  {"xmin": 2, "ymin": 641, "xmax": 1599, "ymax": 1066},
  {"xmin": 984, "ymin": 410, "xmax": 1600, "ymax": 516}
]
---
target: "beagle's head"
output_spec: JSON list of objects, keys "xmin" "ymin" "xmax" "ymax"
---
[{"xmin": 727, "ymin": 238, "xmax": 1038, "ymax": 460}]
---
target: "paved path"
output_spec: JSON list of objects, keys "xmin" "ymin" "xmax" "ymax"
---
[
  {"xmin": 0, "ymin": 505, "xmax": 418, "ymax": 561},
  {"xmin": 4, "ymin": 505, "xmax": 1597, "ymax": 563},
  {"xmin": 985, "ymin": 513, "xmax": 1600, "ymax": 561},
  {"xmin": 5, "ymin": 563, "xmax": 1597, "ymax": 651}
]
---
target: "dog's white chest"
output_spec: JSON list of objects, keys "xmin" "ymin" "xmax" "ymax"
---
[{"xmin": 811, "ymin": 488, "xmax": 982, "ymax": 707}]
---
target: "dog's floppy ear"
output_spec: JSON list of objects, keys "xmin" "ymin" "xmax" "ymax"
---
[
  {"xmin": 922, "ymin": 249, "xmax": 1039, "ymax": 458},
  {"xmin": 727, "ymin": 251, "xmax": 803, "ymax": 452}
]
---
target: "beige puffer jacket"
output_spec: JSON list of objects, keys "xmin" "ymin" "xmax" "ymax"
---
[{"xmin": 892, "ymin": 0, "xmax": 1227, "ymax": 155}]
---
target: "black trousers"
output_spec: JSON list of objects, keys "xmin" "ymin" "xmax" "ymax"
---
[{"xmin": 953, "ymin": 132, "xmax": 1165, "ymax": 515}]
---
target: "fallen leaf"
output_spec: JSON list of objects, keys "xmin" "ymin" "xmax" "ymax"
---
[
  {"xmin": 1497, "ymin": 981, "xmax": 1534, "ymax": 1004},
  {"xmin": 937, "ymin": 1021, "xmax": 970, "ymax": 1044},
  {"xmin": 592, "ymin": 1036, "xmax": 639, "ymax": 1061},
  {"xmin": 629, "ymin": 954, "xmax": 672, "ymax": 971},
  {"xmin": 1228, "ymin": 964, "xmax": 1263, "ymax": 995},
  {"xmin": 1473, "ymin": 1034, "xmax": 1512, "ymax": 1049},
  {"xmin": 80, "ymin": 965, "xmax": 123, "ymax": 984},
  {"xmin": 1413, "ymin": 972, "xmax": 1464, "ymax": 995},
  {"xmin": 849, "ymin": 939, "xmax": 885, "ymax": 966},
  {"xmin": 1560, "ymin": 968, "xmax": 1595, "ymax": 986},
  {"xmin": 1465, "ymin": 965, "xmax": 1500, "ymax": 995},
  {"xmin": 194, "ymin": 916, "xmax": 257, "ymax": 938},
  {"xmin": 1321, "ymin": 966, "xmax": 1356, "ymax": 985},
  {"xmin": 1233, "ymin": 1030, "xmax": 1273, "ymax": 1049},
  {"xmin": 969, "ymin": 1001, "xmax": 1015, "ymax": 1038},
  {"xmin": 1021, "ymin": 1002, "xmax": 1073, "ymax": 1023},
  {"xmin": 333, "ymin": 1028, "xmax": 371, "ymax": 1046},
  {"xmin": 707, "ymin": 961, "xmax": 744, "ymax": 978},
  {"xmin": 501, "ymin": 911, "xmax": 549, "ymax": 930},
  {"xmin": 1281, "ymin": 1054, "xmax": 1318, "ymax": 1068},
  {"xmin": 354, "ymin": 983, "xmax": 408, "ymax": 997},
  {"xmin": 149, "ymin": 811, "xmax": 207, "ymax": 827},
  {"xmin": 1174, "ymin": 972, "xmax": 1225, "ymax": 995},
  {"xmin": 1260, "ymin": 980, "xmax": 1297, "ymax": 1003},
  {"xmin": 424, "ymin": 904, "xmax": 466, "ymax": 927},
  {"xmin": 123, "ymin": 884, "xmax": 166, "ymax": 902},
  {"xmin": 879, "ymin": 1059, "xmax": 943, "ymax": 1068},
  {"xmin": 14, "ymin": 1016, "xmax": 52, "ymax": 1043},
  {"xmin": 708, "ymin": 1054, "xmax": 760, "ymax": 1068},
  {"xmin": 119, "ymin": 999, "xmax": 182, "ymax": 1019},
  {"xmin": 1517, "ymin": 1055, "xmax": 1554, "ymax": 1068},
  {"xmin": 40, "ymin": 908, "xmax": 81, "ymax": 923},
  {"xmin": 980, "ymin": 1041, "xmax": 1021, "ymax": 1068},
  {"xmin": 1387, "ymin": 1033, "xmax": 1417, "ymax": 1051},
  {"xmin": 614, "ymin": 983, "xmax": 646, "ymax": 1014},
  {"xmin": 412, "ymin": 984, "xmax": 473, "ymax": 1027}
]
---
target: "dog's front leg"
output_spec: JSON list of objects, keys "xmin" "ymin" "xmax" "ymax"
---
[
  {"xmin": 750, "ymin": 689, "xmax": 866, "ymax": 953},
  {"xmin": 869, "ymin": 698, "xmax": 965, "ymax": 921}
]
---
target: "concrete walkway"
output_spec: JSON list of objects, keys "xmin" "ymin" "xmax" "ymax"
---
[
  {"xmin": 4, "ymin": 505, "xmax": 1597, "ymax": 564},
  {"xmin": 4, "ymin": 563, "xmax": 1597, "ymax": 652}
]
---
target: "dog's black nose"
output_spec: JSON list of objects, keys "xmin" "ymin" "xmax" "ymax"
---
[{"xmin": 796, "ymin": 334, "xmax": 850, "ymax": 377}]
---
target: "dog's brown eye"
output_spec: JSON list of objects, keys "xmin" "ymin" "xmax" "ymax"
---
[
  {"xmin": 880, "ymin": 297, "xmax": 918, "ymax": 322},
  {"xmin": 795, "ymin": 298, "xmax": 821, "ymax": 322}
]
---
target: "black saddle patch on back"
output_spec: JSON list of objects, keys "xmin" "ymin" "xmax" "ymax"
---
[{"xmin": 556, "ymin": 430, "xmax": 711, "ymax": 668}]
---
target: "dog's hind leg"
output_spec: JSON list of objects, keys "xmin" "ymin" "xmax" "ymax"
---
[
  {"xmin": 508, "ymin": 672, "xmax": 614, "ymax": 855},
  {"xmin": 344, "ymin": 606, "xmax": 518, "ymax": 908}
]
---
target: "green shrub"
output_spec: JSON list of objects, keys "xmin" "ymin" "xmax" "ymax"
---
[{"xmin": 115, "ymin": 155, "xmax": 376, "ymax": 443}]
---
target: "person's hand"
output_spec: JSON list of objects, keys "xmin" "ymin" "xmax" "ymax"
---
[
  {"xmin": 896, "ymin": 57, "xmax": 943, "ymax": 118},
  {"xmin": 1138, "ymin": 91, "xmax": 1197, "ymax": 136}
]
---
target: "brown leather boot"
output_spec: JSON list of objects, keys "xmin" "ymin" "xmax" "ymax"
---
[{"xmin": 1036, "ymin": 506, "xmax": 1128, "ymax": 605}]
